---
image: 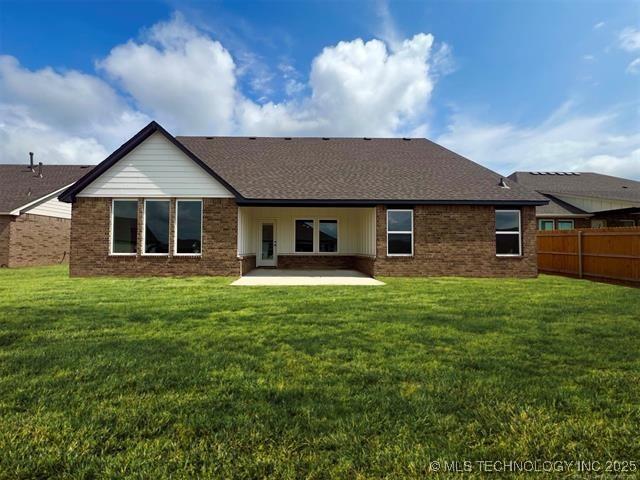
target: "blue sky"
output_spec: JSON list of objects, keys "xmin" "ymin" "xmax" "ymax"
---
[{"xmin": 1, "ymin": 0, "xmax": 639, "ymax": 178}]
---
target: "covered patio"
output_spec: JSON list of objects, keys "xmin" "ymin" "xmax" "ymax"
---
[
  {"xmin": 237, "ymin": 206, "xmax": 377, "ymax": 276},
  {"xmin": 231, "ymin": 268, "xmax": 384, "ymax": 286}
]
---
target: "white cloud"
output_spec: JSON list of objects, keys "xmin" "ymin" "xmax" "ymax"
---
[
  {"xmin": 437, "ymin": 104, "xmax": 640, "ymax": 180},
  {"xmin": 593, "ymin": 21, "xmax": 605, "ymax": 30},
  {"xmin": 619, "ymin": 27, "xmax": 640, "ymax": 51},
  {"xmin": 98, "ymin": 13, "xmax": 237, "ymax": 135},
  {"xmin": 582, "ymin": 54, "xmax": 595, "ymax": 61},
  {"xmin": 0, "ymin": 55, "xmax": 148, "ymax": 164},
  {"xmin": 626, "ymin": 57, "xmax": 640, "ymax": 74}
]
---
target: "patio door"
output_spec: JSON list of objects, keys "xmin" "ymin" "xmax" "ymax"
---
[{"xmin": 257, "ymin": 222, "xmax": 277, "ymax": 267}]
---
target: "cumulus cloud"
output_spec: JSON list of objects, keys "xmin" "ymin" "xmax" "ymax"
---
[
  {"xmin": 98, "ymin": 13, "xmax": 237, "ymax": 135},
  {"xmin": 627, "ymin": 57, "xmax": 640, "ymax": 74},
  {"xmin": 437, "ymin": 103, "xmax": 640, "ymax": 179},
  {"xmin": 0, "ymin": 55, "xmax": 148, "ymax": 164}
]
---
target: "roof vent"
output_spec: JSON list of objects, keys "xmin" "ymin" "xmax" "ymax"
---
[
  {"xmin": 363, "ymin": 137, "xmax": 371, "ymax": 140},
  {"xmin": 402, "ymin": 137, "xmax": 411, "ymax": 141},
  {"xmin": 284, "ymin": 137, "xmax": 292, "ymax": 140},
  {"xmin": 206, "ymin": 136, "xmax": 214, "ymax": 140},
  {"xmin": 622, "ymin": 185, "xmax": 628, "ymax": 189},
  {"xmin": 37, "ymin": 162, "xmax": 43, "ymax": 178},
  {"xmin": 498, "ymin": 178, "xmax": 510, "ymax": 189},
  {"xmin": 322, "ymin": 137, "xmax": 330, "ymax": 140},
  {"xmin": 249, "ymin": 137, "xmax": 256, "ymax": 140},
  {"xmin": 29, "ymin": 152, "xmax": 34, "ymax": 171}
]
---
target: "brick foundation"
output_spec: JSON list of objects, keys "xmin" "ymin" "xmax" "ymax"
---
[
  {"xmin": 373, "ymin": 205, "xmax": 538, "ymax": 277},
  {"xmin": 0, "ymin": 213, "xmax": 71, "ymax": 268},
  {"xmin": 239, "ymin": 255, "xmax": 256, "ymax": 275},
  {"xmin": 276, "ymin": 255, "xmax": 358, "ymax": 270},
  {"xmin": 70, "ymin": 197, "xmax": 239, "ymax": 276}
]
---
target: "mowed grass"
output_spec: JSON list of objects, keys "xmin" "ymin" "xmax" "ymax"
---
[{"xmin": 0, "ymin": 266, "xmax": 638, "ymax": 479}]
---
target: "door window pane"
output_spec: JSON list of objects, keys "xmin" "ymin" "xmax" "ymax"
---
[
  {"xmin": 145, "ymin": 200, "xmax": 170, "ymax": 254},
  {"xmin": 261, "ymin": 224, "xmax": 274, "ymax": 260},
  {"xmin": 295, "ymin": 220, "xmax": 314, "ymax": 252},
  {"xmin": 319, "ymin": 220, "xmax": 338, "ymax": 252},
  {"xmin": 112, "ymin": 200, "xmax": 138, "ymax": 254},
  {"xmin": 176, "ymin": 201, "xmax": 202, "ymax": 254}
]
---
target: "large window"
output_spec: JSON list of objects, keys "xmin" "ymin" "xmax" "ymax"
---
[
  {"xmin": 496, "ymin": 210, "xmax": 521, "ymax": 256},
  {"xmin": 295, "ymin": 219, "xmax": 314, "ymax": 252},
  {"xmin": 319, "ymin": 220, "xmax": 338, "ymax": 252},
  {"xmin": 144, "ymin": 200, "xmax": 170, "ymax": 254},
  {"xmin": 387, "ymin": 209, "xmax": 413, "ymax": 256},
  {"xmin": 557, "ymin": 219, "xmax": 574, "ymax": 230},
  {"xmin": 175, "ymin": 200, "xmax": 202, "ymax": 255},
  {"xmin": 111, "ymin": 200, "xmax": 138, "ymax": 254},
  {"xmin": 538, "ymin": 219, "xmax": 554, "ymax": 231}
]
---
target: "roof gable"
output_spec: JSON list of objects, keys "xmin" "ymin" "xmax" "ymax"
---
[
  {"xmin": 77, "ymin": 132, "xmax": 233, "ymax": 198},
  {"xmin": 59, "ymin": 121, "xmax": 241, "ymax": 202}
]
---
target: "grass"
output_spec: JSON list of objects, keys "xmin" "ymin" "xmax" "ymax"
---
[{"xmin": 0, "ymin": 266, "xmax": 638, "ymax": 479}]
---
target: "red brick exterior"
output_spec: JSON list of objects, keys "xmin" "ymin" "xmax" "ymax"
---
[
  {"xmin": 70, "ymin": 197, "xmax": 239, "ymax": 277},
  {"xmin": 277, "ymin": 255, "xmax": 360, "ymax": 270},
  {"xmin": 0, "ymin": 213, "xmax": 71, "ymax": 268},
  {"xmin": 372, "ymin": 205, "xmax": 538, "ymax": 277},
  {"xmin": 0, "ymin": 215, "xmax": 10, "ymax": 268},
  {"xmin": 69, "ymin": 199, "xmax": 537, "ymax": 278}
]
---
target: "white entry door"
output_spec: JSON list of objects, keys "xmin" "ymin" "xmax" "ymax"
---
[{"xmin": 257, "ymin": 222, "xmax": 277, "ymax": 267}]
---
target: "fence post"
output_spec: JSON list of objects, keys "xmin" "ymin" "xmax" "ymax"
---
[{"xmin": 577, "ymin": 230, "xmax": 583, "ymax": 278}]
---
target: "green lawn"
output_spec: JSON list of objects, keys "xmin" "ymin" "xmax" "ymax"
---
[{"xmin": 0, "ymin": 266, "xmax": 638, "ymax": 479}]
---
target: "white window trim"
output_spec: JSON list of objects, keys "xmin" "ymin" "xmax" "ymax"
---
[
  {"xmin": 110, "ymin": 198, "xmax": 138, "ymax": 256},
  {"xmin": 538, "ymin": 219, "xmax": 555, "ymax": 230},
  {"xmin": 174, "ymin": 199, "xmax": 203, "ymax": 256},
  {"xmin": 496, "ymin": 209, "xmax": 521, "ymax": 257},
  {"xmin": 557, "ymin": 219, "xmax": 575, "ymax": 230},
  {"xmin": 142, "ymin": 199, "xmax": 171, "ymax": 256},
  {"xmin": 387, "ymin": 209, "xmax": 414, "ymax": 257}
]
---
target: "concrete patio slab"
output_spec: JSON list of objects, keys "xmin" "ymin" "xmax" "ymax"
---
[{"xmin": 232, "ymin": 269, "xmax": 384, "ymax": 286}]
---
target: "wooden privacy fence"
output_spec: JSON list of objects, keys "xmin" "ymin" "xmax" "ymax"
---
[{"xmin": 537, "ymin": 227, "xmax": 640, "ymax": 284}]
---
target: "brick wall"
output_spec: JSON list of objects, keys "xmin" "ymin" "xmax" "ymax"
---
[
  {"xmin": 0, "ymin": 215, "xmax": 10, "ymax": 267},
  {"xmin": 239, "ymin": 255, "xmax": 256, "ymax": 275},
  {"xmin": 372, "ymin": 205, "xmax": 538, "ymax": 278},
  {"xmin": 3, "ymin": 214, "xmax": 71, "ymax": 267},
  {"xmin": 70, "ymin": 197, "xmax": 239, "ymax": 277},
  {"xmin": 277, "ymin": 255, "xmax": 358, "ymax": 270}
]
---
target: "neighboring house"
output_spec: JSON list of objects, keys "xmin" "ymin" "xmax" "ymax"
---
[
  {"xmin": 59, "ymin": 121, "xmax": 547, "ymax": 278},
  {"xmin": 508, "ymin": 171, "xmax": 640, "ymax": 230},
  {"xmin": 0, "ymin": 161, "xmax": 92, "ymax": 267}
]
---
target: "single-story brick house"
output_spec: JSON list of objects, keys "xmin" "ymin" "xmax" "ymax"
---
[
  {"xmin": 508, "ymin": 171, "xmax": 640, "ymax": 230},
  {"xmin": 59, "ymin": 121, "xmax": 547, "ymax": 278},
  {"xmin": 0, "ymin": 160, "xmax": 92, "ymax": 268}
]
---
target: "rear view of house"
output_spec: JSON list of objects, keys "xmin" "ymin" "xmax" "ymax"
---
[
  {"xmin": 0, "ymin": 159, "xmax": 92, "ymax": 268},
  {"xmin": 59, "ymin": 121, "xmax": 547, "ymax": 278},
  {"xmin": 509, "ymin": 171, "xmax": 640, "ymax": 229}
]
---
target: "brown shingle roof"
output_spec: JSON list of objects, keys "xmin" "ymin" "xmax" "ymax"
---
[
  {"xmin": 508, "ymin": 171, "xmax": 640, "ymax": 203},
  {"xmin": 176, "ymin": 136, "xmax": 546, "ymax": 203},
  {"xmin": 0, "ymin": 164, "xmax": 92, "ymax": 213}
]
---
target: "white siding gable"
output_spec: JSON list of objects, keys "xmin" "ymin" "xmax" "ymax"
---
[
  {"xmin": 26, "ymin": 195, "xmax": 72, "ymax": 219},
  {"xmin": 78, "ymin": 132, "xmax": 234, "ymax": 198}
]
